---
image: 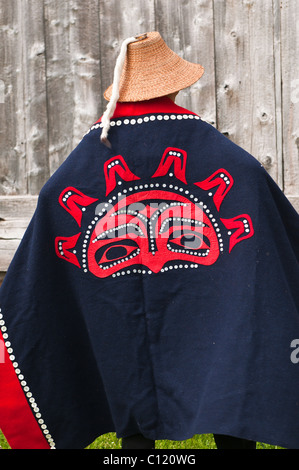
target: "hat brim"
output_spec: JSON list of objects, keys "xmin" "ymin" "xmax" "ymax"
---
[
  {"xmin": 104, "ymin": 61, "xmax": 204, "ymax": 102},
  {"xmin": 103, "ymin": 32, "xmax": 204, "ymax": 102}
]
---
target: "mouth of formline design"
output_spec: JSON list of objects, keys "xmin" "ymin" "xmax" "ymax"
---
[{"xmin": 82, "ymin": 189, "xmax": 223, "ymax": 277}]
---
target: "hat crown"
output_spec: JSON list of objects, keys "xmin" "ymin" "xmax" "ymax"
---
[
  {"xmin": 125, "ymin": 32, "xmax": 173, "ymax": 68},
  {"xmin": 128, "ymin": 31, "xmax": 164, "ymax": 52},
  {"xmin": 123, "ymin": 32, "xmax": 176, "ymax": 78}
]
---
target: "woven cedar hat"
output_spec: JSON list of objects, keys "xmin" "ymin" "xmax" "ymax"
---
[{"xmin": 103, "ymin": 31, "xmax": 204, "ymax": 102}]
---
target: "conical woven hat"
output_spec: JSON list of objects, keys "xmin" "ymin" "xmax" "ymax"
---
[{"xmin": 104, "ymin": 32, "xmax": 204, "ymax": 102}]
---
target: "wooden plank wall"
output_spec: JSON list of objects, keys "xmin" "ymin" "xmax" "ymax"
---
[{"xmin": 0, "ymin": 0, "xmax": 298, "ymax": 276}]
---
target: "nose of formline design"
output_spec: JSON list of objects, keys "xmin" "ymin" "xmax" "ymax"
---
[{"xmin": 139, "ymin": 249, "xmax": 164, "ymax": 273}]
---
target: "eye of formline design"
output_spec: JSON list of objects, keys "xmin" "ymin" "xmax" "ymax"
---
[
  {"xmin": 96, "ymin": 241, "xmax": 139, "ymax": 267},
  {"xmin": 55, "ymin": 145, "xmax": 254, "ymax": 278},
  {"xmin": 170, "ymin": 231, "xmax": 210, "ymax": 251}
]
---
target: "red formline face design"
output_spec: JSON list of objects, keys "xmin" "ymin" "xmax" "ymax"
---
[
  {"xmin": 88, "ymin": 191, "xmax": 219, "ymax": 277},
  {"xmin": 55, "ymin": 147, "xmax": 254, "ymax": 278}
]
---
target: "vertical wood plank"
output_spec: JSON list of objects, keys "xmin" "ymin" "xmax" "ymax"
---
[
  {"xmin": 68, "ymin": 0, "xmax": 102, "ymax": 145},
  {"xmin": 99, "ymin": 0, "xmax": 155, "ymax": 113},
  {"xmin": 45, "ymin": 0, "xmax": 102, "ymax": 172},
  {"xmin": 213, "ymin": 0, "xmax": 279, "ymax": 184},
  {"xmin": 19, "ymin": 0, "xmax": 49, "ymax": 194},
  {"xmin": 44, "ymin": 0, "xmax": 75, "ymax": 174},
  {"xmin": 280, "ymin": 0, "xmax": 299, "ymax": 198},
  {"xmin": 273, "ymin": 0, "xmax": 283, "ymax": 190},
  {"xmin": 0, "ymin": 0, "xmax": 26, "ymax": 195},
  {"xmin": 155, "ymin": 0, "xmax": 216, "ymax": 125}
]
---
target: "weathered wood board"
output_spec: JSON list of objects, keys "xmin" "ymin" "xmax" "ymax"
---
[{"xmin": 0, "ymin": 196, "xmax": 38, "ymax": 272}]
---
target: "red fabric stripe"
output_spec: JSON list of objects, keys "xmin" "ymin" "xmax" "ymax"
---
[
  {"xmin": 94, "ymin": 96, "xmax": 197, "ymax": 124},
  {"xmin": 0, "ymin": 331, "xmax": 51, "ymax": 449}
]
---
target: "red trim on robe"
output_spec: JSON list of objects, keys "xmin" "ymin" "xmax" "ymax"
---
[
  {"xmin": 94, "ymin": 96, "xmax": 198, "ymax": 123},
  {"xmin": 0, "ymin": 330, "xmax": 51, "ymax": 449}
]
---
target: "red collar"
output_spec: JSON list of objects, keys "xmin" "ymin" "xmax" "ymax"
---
[{"xmin": 95, "ymin": 97, "xmax": 197, "ymax": 123}]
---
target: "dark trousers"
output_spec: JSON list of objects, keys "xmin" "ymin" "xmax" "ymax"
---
[{"xmin": 122, "ymin": 433, "xmax": 256, "ymax": 449}]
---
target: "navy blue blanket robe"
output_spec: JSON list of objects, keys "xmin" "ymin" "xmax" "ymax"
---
[{"xmin": 0, "ymin": 97, "xmax": 298, "ymax": 449}]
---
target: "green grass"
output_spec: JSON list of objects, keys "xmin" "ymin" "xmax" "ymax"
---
[
  {"xmin": 0, "ymin": 430, "xmax": 10, "ymax": 449},
  {"xmin": 86, "ymin": 433, "xmax": 218, "ymax": 449},
  {"xmin": 0, "ymin": 429, "xmax": 283, "ymax": 449}
]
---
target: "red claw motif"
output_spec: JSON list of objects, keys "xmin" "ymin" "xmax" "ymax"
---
[
  {"xmin": 152, "ymin": 147, "xmax": 188, "ymax": 184},
  {"xmin": 194, "ymin": 169, "xmax": 234, "ymax": 211},
  {"xmin": 55, "ymin": 233, "xmax": 81, "ymax": 267},
  {"xmin": 104, "ymin": 155, "xmax": 140, "ymax": 196},
  {"xmin": 55, "ymin": 147, "xmax": 254, "ymax": 278},
  {"xmin": 58, "ymin": 187, "xmax": 98, "ymax": 226},
  {"xmin": 220, "ymin": 215, "xmax": 254, "ymax": 253}
]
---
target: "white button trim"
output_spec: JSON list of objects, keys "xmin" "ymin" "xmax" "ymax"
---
[
  {"xmin": 85, "ymin": 113, "xmax": 201, "ymax": 135},
  {"xmin": 0, "ymin": 309, "xmax": 56, "ymax": 449}
]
